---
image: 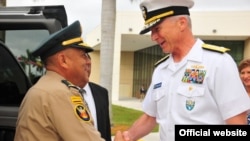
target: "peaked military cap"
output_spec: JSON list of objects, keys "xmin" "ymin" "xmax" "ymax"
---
[
  {"xmin": 139, "ymin": 0, "xmax": 194, "ymax": 34},
  {"xmin": 32, "ymin": 20, "xmax": 93, "ymax": 61}
]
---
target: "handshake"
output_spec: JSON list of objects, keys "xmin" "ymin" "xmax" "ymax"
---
[{"xmin": 114, "ymin": 131, "xmax": 136, "ymax": 141}]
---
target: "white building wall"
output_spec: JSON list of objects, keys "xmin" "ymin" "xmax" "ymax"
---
[{"xmin": 191, "ymin": 11, "xmax": 250, "ymax": 39}]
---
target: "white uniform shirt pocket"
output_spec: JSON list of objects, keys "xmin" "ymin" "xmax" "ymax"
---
[
  {"xmin": 177, "ymin": 85, "xmax": 205, "ymax": 98},
  {"xmin": 176, "ymin": 85, "xmax": 205, "ymax": 113}
]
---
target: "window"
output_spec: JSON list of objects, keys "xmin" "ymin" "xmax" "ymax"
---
[
  {"xmin": 0, "ymin": 42, "xmax": 30, "ymax": 106},
  {"xmin": 1, "ymin": 30, "xmax": 48, "ymax": 82},
  {"xmin": 133, "ymin": 45, "xmax": 166, "ymax": 97}
]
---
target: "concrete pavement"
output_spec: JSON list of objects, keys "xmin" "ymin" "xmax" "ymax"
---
[{"xmin": 112, "ymin": 98, "xmax": 160, "ymax": 141}]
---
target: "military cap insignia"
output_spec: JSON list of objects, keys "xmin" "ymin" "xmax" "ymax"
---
[
  {"xmin": 154, "ymin": 55, "xmax": 170, "ymax": 67},
  {"xmin": 202, "ymin": 44, "xmax": 230, "ymax": 53},
  {"xmin": 141, "ymin": 6, "xmax": 147, "ymax": 20}
]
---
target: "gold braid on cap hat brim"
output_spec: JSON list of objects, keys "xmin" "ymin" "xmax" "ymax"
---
[
  {"xmin": 145, "ymin": 10, "xmax": 174, "ymax": 25},
  {"xmin": 62, "ymin": 37, "xmax": 82, "ymax": 46},
  {"xmin": 62, "ymin": 37, "xmax": 90, "ymax": 47},
  {"xmin": 79, "ymin": 42, "xmax": 90, "ymax": 47},
  {"xmin": 144, "ymin": 6, "xmax": 190, "ymax": 25}
]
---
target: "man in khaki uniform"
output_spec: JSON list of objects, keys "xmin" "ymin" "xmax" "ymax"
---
[{"xmin": 14, "ymin": 20, "xmax": 124, "ymax": 141}]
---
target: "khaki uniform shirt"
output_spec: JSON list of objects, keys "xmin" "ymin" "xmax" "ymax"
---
[{"xmin": 14, "ymin": 71, "xmax": 105, "ymax": 141}]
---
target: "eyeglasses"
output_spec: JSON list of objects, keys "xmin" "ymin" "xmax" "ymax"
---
[{"xmin": 83, "ymin": 52, "xmax": 91, "ymax": 60}]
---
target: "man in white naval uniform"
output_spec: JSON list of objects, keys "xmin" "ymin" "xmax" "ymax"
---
[{"xmin": 121, "ymin": 0, "xmax": 250, "ymax": 141}]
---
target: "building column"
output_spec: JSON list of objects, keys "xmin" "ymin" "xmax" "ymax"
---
[
  {"xmin": 244, "ymin": 38, "xmax": 250, "ymax": 59},
  {"xmin": 112, "ymin": 33, "xmax": 121, "ymax": 101}
]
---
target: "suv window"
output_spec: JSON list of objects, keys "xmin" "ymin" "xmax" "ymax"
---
[
  {"xmin": 0, "ymin": 5, "xmax": 68, "ymax": 84},
  {"xmin": 3, "ymin": 29, "xmax": 49, "ymax": 81},
  {"xmin": 5, "ymin": 30, "xmax": 49, "ymax": 58},
  {"xmin": 0, "ymin": 41, "xmax": 31, "ymax": 106}
]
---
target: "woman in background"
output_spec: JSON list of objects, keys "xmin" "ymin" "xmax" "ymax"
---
[{"xmin": 238, "ymin": 58, "xmax": 250, "ymax": 125}]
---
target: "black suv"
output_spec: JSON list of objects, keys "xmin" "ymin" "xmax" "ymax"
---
[{"xmin": 0, "ymin": 5, "xmax": 67, "ymax": 141}]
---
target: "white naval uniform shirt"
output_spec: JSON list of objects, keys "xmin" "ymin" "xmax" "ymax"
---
[
  {"xmin": 142, "ymin": 38, "xmax": 250, "ymax": 141},
  {"xmin": 83, "ymin": 83, "xmax": 98, "ymax": 129}
]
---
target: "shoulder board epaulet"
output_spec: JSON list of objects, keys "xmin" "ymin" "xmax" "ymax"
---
[
  {"xmin": 154, "ymin": 55, "xmax": 170, "ymax": 68},
  {"xmin": 202, "ymin": 43, "xmax": 230, "ymax": 53}
]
